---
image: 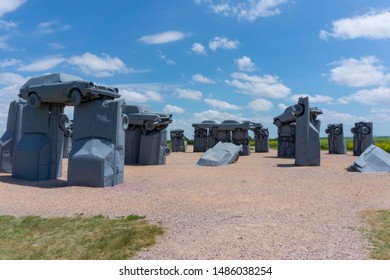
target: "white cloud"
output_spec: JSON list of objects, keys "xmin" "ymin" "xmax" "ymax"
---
[
  {"xmin": 226, "ymin": 72, "xmax": 291, "ymax": 98},
  {"xmin": 0, "ymin": 20, "xmax": 17, "ymax": 30},
  {"xmin": 370, "ymin": 107, "xmax": 390, "ymax": 114},
  {"xmin": 115, "ymin": 82, "xmax": 179, "ymax": 95},
  {"xmin": 68, "ymin": 52, "xmax": 129, "ymax": 77},
  {"xmin": 163, "ymin": 104, "xmax": 185, "ymax": 114},
  {"xmin": 329, "ymin": 56, "xmax": 390, "ymax": 87},
  {"xmin": 192, "ymin": 74, "xmax": 215, "ymax": 84},
  {"xmin": 0, "ymin": 58, "xmax": 22, "ymax": 69},
  {"xmin": 0, "ymin": 35, "xmax": 11, "ymax": 50},
  {"xmin": 116, "ymin": 90, "xmax": 148, "ymax": 103},
  {"xmin": 144, "ymin": 90, "xmax": 163, "ymax": 102},
  {"xmin": 48, "ymin": 42, "xmax": 65, "ymax": 50},
  {"xmin": 340, "ymin": 87, "xmax": 390, "ymax": 106},
  {"xmin": 157, "ymin": 50, "xmax": 175, "ymax": 65},
  {"xmin": 36, "ymin": 21, "xmax": 71, "ymax": 35},
  {"xmin": 120, "ymin": 89, "xmax": 163, "ymax": 103},
  {"xmin": 289, "ymin": 94, "xmax": 333, "ymax": 104},
  {"xmin": 0, "ymin": 72, "xmax": 26, "ymax": 85},
  {"xmin": 17, "ymin": 57, "xmax": 66, "ymax": 72},
  {"xmin": 320, "ymin": 10, "xmax": 390, "ymax": 40},
  {"xmin": 192, "ymin": 43, "xmax": 207, "ymax": 55},
  {"xmin": 209, "ymin": 36, "xmax": 239, "ymax": 51},
  {"xmin": 176, "ymin": 88, "xmax": 203, "ymax": 100},
  {"xmin": 237, "ymin": 0, "xmax": 289, "ymax": 21},
  {"xmin": 278, "ymin": 103, "xmax": 287, "ymax": 110},
  {"xmin": 319, "ymin": 109, "xmax": 363, "ymax": 125},
  {"xmin": 204, "ymin": 98, "xmax": 242, "ymax": 110},
  {"xmin": 0, "ymin": 71, "xmax": 28, "ymax": 132},
  {"xmin": 0, "ymin": 0, "xmax": 26, "ymax": 17},
  {"xmin": 248, "ymin": 98, "xmax": 273, "ymax": 111},
  {"xmin": 235, "ymin": 56, "xmax": 256, "ymax": 72},
  {"xmin": 194, "ymin": 109, "xmax": 245, "ymax": 123},
  {"xmin": 195, "ymin": 0, "xmax": 289, "ymax": 21},
  {"xmin": 211, "ymin": 4, "xmax": 230, "ymax": 15},
  {"xmin": 139, "ymin": 31, "xmax": 186, "ymax": 44}
]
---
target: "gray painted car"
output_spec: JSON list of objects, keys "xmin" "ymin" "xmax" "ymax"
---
[
  {"xmin": 19, "ymin": 73, "xmax": 120, "ymax": 107},
  {"xmin": 197, "ymin": 142, "xmax": 243, "ymax": 166},
  {"xmin": 123, "ymin": 105, "xmax": 172, "ymax": 130}
]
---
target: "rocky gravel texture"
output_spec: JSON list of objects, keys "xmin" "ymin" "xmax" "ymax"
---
[{"xmin": 0, "ymin": 149, "xmax": 389, "ymax": 259}]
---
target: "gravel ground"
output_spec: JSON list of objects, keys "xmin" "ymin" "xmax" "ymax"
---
[{"xmin": 0, "ymin": 149, "xmax": 389, "ymax": 259}]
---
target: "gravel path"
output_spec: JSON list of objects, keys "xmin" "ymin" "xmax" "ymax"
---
[{"xmin": 0, "ymin": 149, "xmax": 389, "ymax": 259}]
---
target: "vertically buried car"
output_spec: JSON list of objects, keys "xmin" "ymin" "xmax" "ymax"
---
[{"xmin": 19, "ymin": 73, "xmax": 120, "ymax": 107}]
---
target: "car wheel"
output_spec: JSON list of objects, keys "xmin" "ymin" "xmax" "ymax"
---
[
  {"xmin": 59, "ymin": 114, "xmax": 70, "ymax": 130},
  {"xmin": 28, "ymin": 93, "xmax": 41, "ymax": 108},
  {"xmin": 121, "ymin": 114, "xmax": 129, "ymax": 130},
  {"xmin": 70, "ymin": 89, "xmax": 82, "ymax": 106},
  {"xmin": 164, "ymin": 146, "xmax": 171, "ymax": 156},
  {"xmin": 145, "ymin": 121, "xmax": 155, "ymax": 131},
  {"xmin": 64, "ymin": 128, "xmax": 72, "ymax": 138}
]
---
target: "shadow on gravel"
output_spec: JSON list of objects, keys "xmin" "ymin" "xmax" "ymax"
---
[
  {"xmin": 276, "ymin": 163, "xmax": 298, "ymax": 168},
  {"xmin": 0, "ymin": 175, "xmax": 68, "ymax": 189},
  {"xmin": 261, "ymin": 156, "xmax": 279, "ymax": 159}
]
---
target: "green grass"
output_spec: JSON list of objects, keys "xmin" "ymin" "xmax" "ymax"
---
[
  {"xmin": 0, "ymin": 214, "xmax": 163, "ymax": 260},
  {"xmin": 361, "ymin": 210, "xmax": 390, "ymax": 260},
  {"xmin": 254, "ymin": 137, "xmax": 390, "ymax": 152}
]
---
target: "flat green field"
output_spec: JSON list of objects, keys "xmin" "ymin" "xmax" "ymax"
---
[{"xmin": 266, "ymin": 137, "xmax": 390, "ymax": 153}]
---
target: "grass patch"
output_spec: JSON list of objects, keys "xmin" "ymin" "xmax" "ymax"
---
[
  {"xmin": 361, "ymin": 210, "xmax": 390, "ymax": 260},
  {"xmin": 259, "ymin": 137, "xmax": 390, "ymax": 152},
  {"xmin": 0, "ymin": 215, "xmax": 163, "ymax": 260}
]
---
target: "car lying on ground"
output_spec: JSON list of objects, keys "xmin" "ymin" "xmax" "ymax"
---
[
  {"xmin": 19, "ymin": 73, "xmax": 120, "ymax": 107},
  {"xmin": 197, "ymin": 142, "xmax": 243, "ymax": 166}
]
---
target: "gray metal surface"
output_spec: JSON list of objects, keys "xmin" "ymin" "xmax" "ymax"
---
[
  {"xmin": 351, "ymin": 122, "xmax": 373, "ymax": 156},
  {"xmin": 0, "ymin": 100, "xmax": 26, "ymax": 173},
  {"xmin": 68, "ymin": 99, "xmax": 125, "ymax": 187},
  {"xmin": 193, "ymin": 126, "xmax": 208, "ymax": 152},
  {"xmin": 273, "ymin": 109, "xmax": 296, "ymax": 158},
  {"xmin": 62, "ymin": 120, "xmax": 73, "ymax": 158},
  {"xmin": 170, "ymin": 129, "xmax": 185, "ymax": 152},
  {"xmin": 253, "ymin": 125, "xmax": 269, "ymax": 153},
  {"xmin": 123, "ymin": 105, "xmax": 172, "ymax": 165},
  {"xmin": 12, "ymin": 104, "xmax": 65, "ymax": 180},
  {"xmin": 19, "ymin": 73, "xmax": 120, "ymax": 107},
  {"xmin": 139, "ymin": 130, "xmax": 170, "ymax": 165},
  {"xmin": 348, "ymin": 145, "xmax": 390, "ymax": 172},
  {"xmin": 197, "ymin": 142, "xmax": 243, "ymax": 166},
  {"xmin": 123, "ymin": 105, "xmax": 172, "ymax": 130},
  {"xmin": 124, "ymin": 126, "xmax": 143, "ymax": 164},
  {"xmin": 192, "ymin": 120, "xmax": 216, "ymax": 152},
  {"xmin": 273, "ymin": 97, "xmax": 322, "ymax": 164},
  {"xmin": 325, "ymin": 123, "xmax": 346, "ymax": 154},
  {"xmin": 192, "ymin": 120, "xmax": 261, "ymax": 155},
  {"xmin": 294, "ymin": 97, "xmax": 322, "ymax": 166},
  {"xmin": 276, "ymin": 123, "xmax": 295, "ymax": 158}
]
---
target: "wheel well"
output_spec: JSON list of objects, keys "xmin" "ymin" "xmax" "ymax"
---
[{"xmin": 69, "ymin": 88, "xmax": 82, "ymax": 97}]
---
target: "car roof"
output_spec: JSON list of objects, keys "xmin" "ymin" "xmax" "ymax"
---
[{"xmin": 23, "ymin": 73, "xmax": 83, "ymax": 87}]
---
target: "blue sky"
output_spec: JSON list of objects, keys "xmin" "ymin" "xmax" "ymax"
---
[{"xmin": 1, "ymin": 0, "xmax": 390, "ymax": 138}]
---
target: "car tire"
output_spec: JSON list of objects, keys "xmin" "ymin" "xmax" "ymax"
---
[
  {"xmin": 164, "ymin": 146, "xmax": 171, "ymax": 156},
  {"xmin": 28, "ymin": 93, "xmax": 41, "ymax": 108},
  {"xmin": 59, "ymin": 114, "xmax": 70, "ymax": 130},
  {"xmin": 64, "ymin": 128, "xmax": 72, "ymax": 138},
  {"xmin": 121, "ymin": 114, "xmax": 129, "ymax": 130},
  {"xmin": 70, "ymin": 89, "xmax": 82, "ymax": 106},
  {"xmin": 145, "ymin": 121, "xmax": 155, "ymax": 131}
]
